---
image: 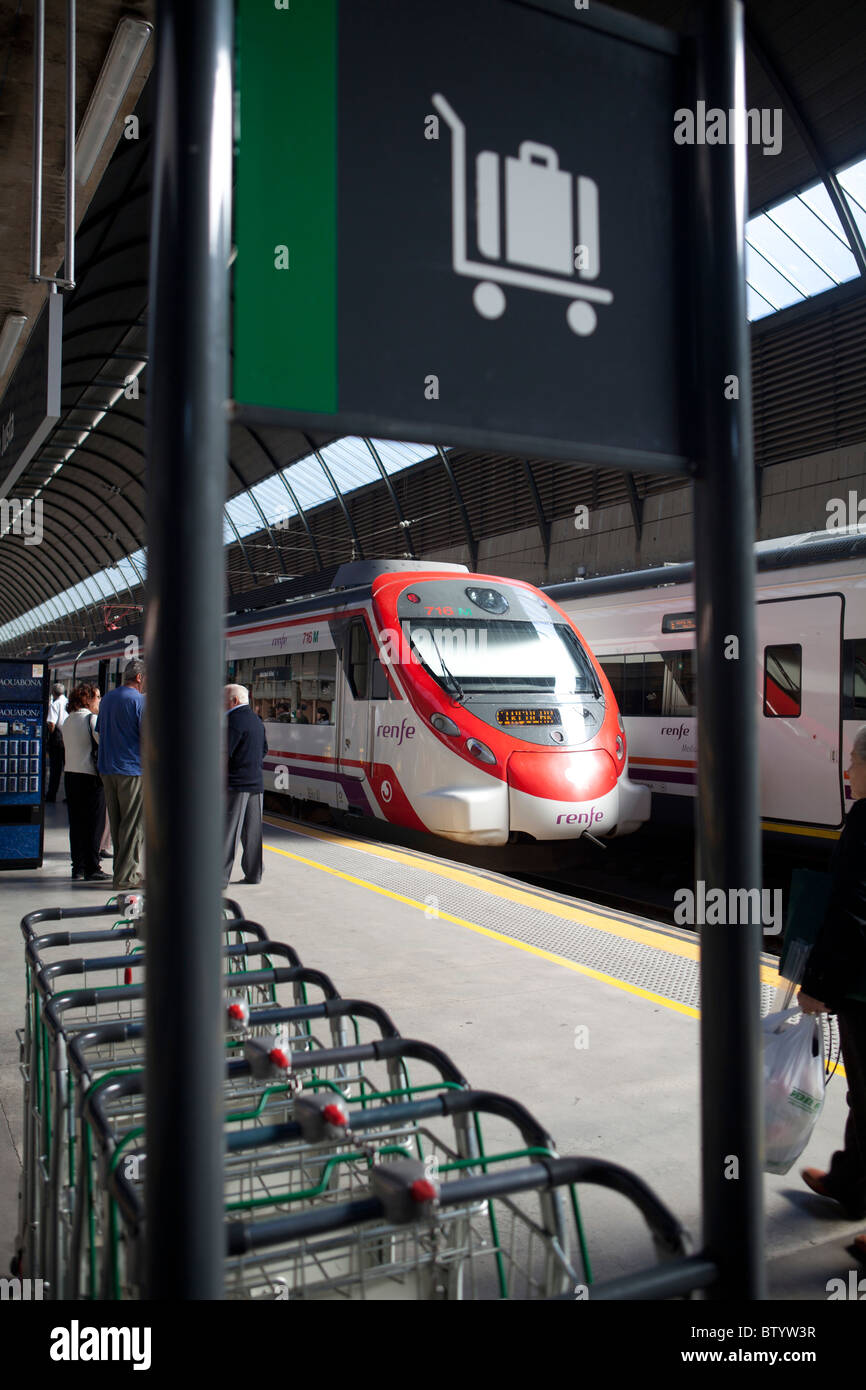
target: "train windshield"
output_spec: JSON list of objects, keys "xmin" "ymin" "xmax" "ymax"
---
[{"xmin": 403, "ymin": 618, "xmax": 601, "ymax": 698}]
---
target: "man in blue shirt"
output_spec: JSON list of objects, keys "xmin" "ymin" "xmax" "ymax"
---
[{"xmin": 97, "ymin": 659, "xmax": 145, "ymax": 890}]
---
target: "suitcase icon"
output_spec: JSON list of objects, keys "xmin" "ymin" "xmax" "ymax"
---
[{"xmin": 433, "ymin": 94, "xmax": 612, "ymax": 336}]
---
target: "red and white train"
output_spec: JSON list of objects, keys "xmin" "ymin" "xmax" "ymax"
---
[
  {"xmin": 45, "ymin": 561, "xmax": 650, "ymax": 847},
  {"xmin": 546, "ymin": 529, "xmax": 866, "ymax": 853}
]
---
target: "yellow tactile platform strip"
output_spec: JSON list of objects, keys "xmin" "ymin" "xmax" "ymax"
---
[{"xmin": 264, "ymin": 818, "xmax": 785, "ymax": 1022}]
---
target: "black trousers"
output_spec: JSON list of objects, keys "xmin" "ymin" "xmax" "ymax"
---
[
  {"xmin": 826, "ymin": 998, "xmax": 866, "ymax": 1216},
  {"xmin": 47, "ymin": 734, "xmax": 65, "ymax": 802},
  {"xmin": 64, "ymin": 771, "xmax": 105, "ymax": 877}
]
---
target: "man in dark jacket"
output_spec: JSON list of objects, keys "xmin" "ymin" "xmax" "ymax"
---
[
  {"xmin": 799, "ymin": 728, "xmax": 866, "ymax": 1245},
  {"xmin": 224, "ymin": 684, "xmax": 268, "ymax": 885}
]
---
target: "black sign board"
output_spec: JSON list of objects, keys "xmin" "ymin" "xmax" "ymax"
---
[
  {"xmin": 252, "ymin": 666, "xmax": 293, "ymax": 683},
  {"xmin": 0, "ymin": 294, "xmax": 62, "ymax": 496},
  {"xmin": 0, "ymin": 659, "xmax": 49, "ymax": 869},
  {"xmin": 233, "ymin": 0, "xmax": 689, "ymax": 472}
]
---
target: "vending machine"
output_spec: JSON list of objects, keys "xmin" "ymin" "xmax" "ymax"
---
[{"xmin": 0, "ymin": 659, "xmax": 49, "ymax": 869}]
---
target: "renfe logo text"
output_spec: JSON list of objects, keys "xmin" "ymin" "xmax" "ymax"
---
[
  {"xmin": 556, "ymin": 807, "xmax": 603, "ymax": 826},
  {"xmin": 376, "ymin": 718, "xmax": 415, "ymax": 746}
]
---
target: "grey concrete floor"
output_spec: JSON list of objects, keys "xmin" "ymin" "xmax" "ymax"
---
[{"xmin": 0, "ymin": 803, "xmax": 862, "ymax": 1300}]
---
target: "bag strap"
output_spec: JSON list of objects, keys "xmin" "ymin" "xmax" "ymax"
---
[
  {"xmin": 88, "ymin": 715, "xmax": 99, "ymax": 768},
  {"xmin": 780, "ymin": 978, "xmax": 797, "ymax": 1011}
]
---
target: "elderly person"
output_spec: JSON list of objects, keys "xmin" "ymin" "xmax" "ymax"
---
[
  {"xmin": 798, "ymin": 726, "xmax": 866, "ymax": 1255},
  {"xmin": 61, "ymin": 684, "xmax": 110, "ymax": 882},
  {"xmin": 224, "ymin": 683, "xmax": 268, "ymax": 886}
]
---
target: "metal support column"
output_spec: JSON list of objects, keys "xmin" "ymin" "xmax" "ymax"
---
[
  {"xmin": 30, "ymin": 0, "xmax": 45, "ymax": 282},
  {"xmin": 143, "ymin": 0, "xmax": 233, "ymax": 1298},
  {"xmin": 64, "ymin": 0, "xmax": 75, "ymax": 288},
  {"xmin": 693, "ymin": 0, "xmax": 764, "ymax": 1300}
]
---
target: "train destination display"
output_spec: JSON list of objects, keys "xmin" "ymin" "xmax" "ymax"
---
[{"xmin": 496, "ymin": 708, "xmax": 561, "ymax": 726}]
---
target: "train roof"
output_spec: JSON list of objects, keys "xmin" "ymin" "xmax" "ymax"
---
[
  {"xmin": 545, "ymin": 528, "xmax": 866, "ymax": 603},
  {"xmin": 224, "ymin": 559, "xmax": 471, "ymax": 622},
  {"xmin": 41, "ymin": 561, "xmax": 474, "ymax": 661},
  {"xmin": 224, "ymin": 558, "xmax": 474, "ymax": 630}
]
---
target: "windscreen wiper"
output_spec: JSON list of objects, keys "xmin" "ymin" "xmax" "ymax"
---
[{"xmin": 412, "ymin": 631, "xmax": 465, "ymax": 702}]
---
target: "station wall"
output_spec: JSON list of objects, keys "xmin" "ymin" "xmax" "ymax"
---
[{"xmin": 428, "ymin": 440, "xmax": 866, "ymax": 585}]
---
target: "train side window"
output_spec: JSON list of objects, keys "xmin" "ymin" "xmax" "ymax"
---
[
  {"xmin": 347, "ymin": 623, "xmax": 371, "ymax": 699},
  {"xmin": 620, "ymin": 654, "xmax": 645, "ymax": 716},
  {"xmin": 643, "ymin": 652, "xmax": 665, "ymax": 714},
  {"xmin": 662, "ymin": 650, "xmax": 696, "ymax": 716},
  {"xmin": 763, "ymin": 644, "xmax": 802, "ymax": 718},
  {"xmin": 597, "ymin": 656, "xmax": 623, "ymax": 705},
  {"xmin": 597, "ymin": 652, "xmax": 696, "ymax": 716},
  {"xmin": 370, "ymin": 660, "xmax": 390, "ymax": 700},
  {"xmin": 843, "ymin": 639, "xmax": 866, "ymax": 720}
]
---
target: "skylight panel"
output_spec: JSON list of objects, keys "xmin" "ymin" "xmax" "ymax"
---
[
  {"xmin": 746, "ymin": 216, "xmax": 835, "ymax": 297},
  {"xmin": 745, "ymin": 242, "xmax": 804, "ymax": 313}
]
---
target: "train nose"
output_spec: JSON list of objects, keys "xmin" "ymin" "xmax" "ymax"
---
[{"xmin": 506, "ymin": 749, "xmax": 620, "ymax": 838}]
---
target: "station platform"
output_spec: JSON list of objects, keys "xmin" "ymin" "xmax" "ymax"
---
[{"xmin": 1, "ymin": 803, "xmax": 862, "ymax": 1299}]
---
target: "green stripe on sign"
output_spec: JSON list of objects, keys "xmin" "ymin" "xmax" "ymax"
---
[{"xmin": 234, "ymin": 0, "xmax": 337, "ymax": 414}]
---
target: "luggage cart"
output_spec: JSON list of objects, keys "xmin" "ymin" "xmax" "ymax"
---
[
  {"xmin": 17, "ymin": 896, "xmax": 686, "ymax": 1304},
  {"xmin": 432, "ymin": 93, "xmax": 613, "ymax": 336},
  {"xmin": 18, "ymin": 897, "xmax": 252, "ymax": 1181},
  {"xmin": 17, "ymin": 909, "xmax": 279, "ymax": 1293},
  {"xmin": 39, "ymin": 954, "xmax": 346, "ymax": 1300},
  {"xmin": 16, "ymin": 901, "xmax": 150, "ymax": 1284},
  {"xmin": 86, "ymin": 1037, "xmax": 474, "ymax": 1299},
  {"xmin": 106, "ymin": 1087, "xmax": 590, "ymax": 1301},
  {"xmin": 23, "ymin": 920, "xmax": 278, "ymax": 1269},
  {"xmin": 67, "ymin": 992, "xmax": 408, "ymax": 1299},
  {"xmin": 212, "ymin": 1145, "xmax": 687, "ymax": 1302}
]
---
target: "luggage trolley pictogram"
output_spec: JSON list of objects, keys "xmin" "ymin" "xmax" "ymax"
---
[{"xmin": 432, "ymin": 94, "xmax": 613, "ymax": 336}]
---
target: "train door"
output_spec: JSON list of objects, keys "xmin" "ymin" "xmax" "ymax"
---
[
  {"xmin": 97, "ymin": 660, "xmax": 110, "ymax": 694},
  {"xmin": 757, "ymin": 593, "xmax": 843, "ymax": 825},
  {"xmin": 338, "ymin": 620, "xmax": 372, "ymax": 782}
]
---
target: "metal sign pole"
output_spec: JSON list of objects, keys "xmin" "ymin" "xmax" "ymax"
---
[
  {"xmin": 144, "ymin": 0, "xmax": 232, "ymax": 1298},
  {"xmin": 692, "ymin": 0, "xmax": 765, "ymax": 1300}
]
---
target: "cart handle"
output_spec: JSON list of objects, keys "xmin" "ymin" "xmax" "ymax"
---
[
  {"xmin": 35, "ymin": 936, "xmax": 301, "ymax": 987},
  {"xmin": 21, "ymin": 903, "xmax": 121, "ymax": 940},
  {"xmin": 224, "ymin": 1034, "xmax": 465, "ymax": 1087},
  {"xmin": 67, "ymin": 1020, "xmax": 146, "ymax": 1083},
  {"xmin": 240, "ymin": 997, "xmax": 399, "ymax": 1038},
  {"xmin": 26, "ymin": 926, "xmax": 138, "ymax": 968},
  {"xmin": 65, "ymin": 995, "xmax": 400, "ymax": 1085},
  {"xmin": 21, "ymin": 896, "xmax": 250, "ymax": 942},
  {"xmin": 219, "ymin": 1153, "xmax": 688, "ymax": 1262}
]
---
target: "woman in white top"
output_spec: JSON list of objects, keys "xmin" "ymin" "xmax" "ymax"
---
[{"xmin": 61, "ymin": 685, "xmax": 110, "ymax": 882}]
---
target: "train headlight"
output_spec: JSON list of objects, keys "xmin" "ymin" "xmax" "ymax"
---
[
  {"xmin": 431, "ymin": 713, "xmax": 459, "ymax": 736},
  {"xmin": 617, "ymin": 713, "xmax": 624, "ymax": 732},
  {"xmin": 465, "ymin": 586, "xmax": 509, "ymax": 615},
  {"xmin": 466, "ymin": 736, "xmax": 496, "ymax": 765},
  {"xmin": 615, "ymin": 735, "xmax": 625, "ymax": 760}
]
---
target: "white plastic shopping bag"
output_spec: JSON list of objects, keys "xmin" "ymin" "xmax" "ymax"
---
[{"xmin": 763, "ymin": 1008, "xmax": 826, "ymax": 1175}]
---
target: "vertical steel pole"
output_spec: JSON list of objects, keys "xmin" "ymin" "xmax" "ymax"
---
[
  {"xmin": 693, "ymin": 0, "xmax": 764, "ymax": 1299},
  {"xmin": 65, "ymin": 0, "xmax": 75, "ymax": 287},
  {"xmin": 144, "ymin": 0, "xmax": 232, "ymax": 1298},
  {"xmin": 30, "ymin": 0, "xmax": 45, "ymax": 281}
]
